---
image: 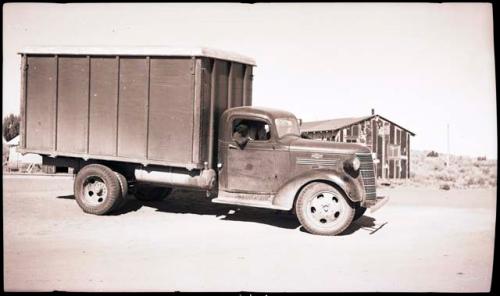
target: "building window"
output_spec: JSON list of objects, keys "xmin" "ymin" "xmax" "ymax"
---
[{"xmin": 388, "ymin": 145, "xmax": 401, "ymax": 159}]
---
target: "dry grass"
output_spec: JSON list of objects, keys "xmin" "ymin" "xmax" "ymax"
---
[{"xmin": 387, "ymin": 150, "xmax": 497, "ymax": 189}]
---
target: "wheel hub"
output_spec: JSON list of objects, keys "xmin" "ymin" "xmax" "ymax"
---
[
  {"xmin": 306, "ymin": 191, "xmax": 344, "ymax": 226},
  {"xmin": 83, "ymin": 176, "xmax": 108, "ymax": 206}
]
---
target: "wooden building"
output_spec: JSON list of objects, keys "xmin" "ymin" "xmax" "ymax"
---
[{"xmin": 301, "ymin": 109, "xmax": 415, "ymax": 179}]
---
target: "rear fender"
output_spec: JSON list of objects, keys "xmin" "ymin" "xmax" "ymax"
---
[{"xmin": 272, "ymin": 169, "xmax": 364, "ymax": 210}]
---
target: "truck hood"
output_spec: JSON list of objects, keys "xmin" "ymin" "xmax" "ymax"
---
[{"xmin": 286, "ymin": 137, "xmax": 371, "ymax": 154}]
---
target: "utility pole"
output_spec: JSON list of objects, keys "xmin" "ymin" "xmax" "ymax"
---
[{"xmin": 446, "ymin": 123, "xmax": 450, "ymax": 167}]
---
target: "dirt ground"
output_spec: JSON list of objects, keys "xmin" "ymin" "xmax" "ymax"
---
[{"xmin": 3, "ymin": 174, "xmax": 496, "ymax": 292}]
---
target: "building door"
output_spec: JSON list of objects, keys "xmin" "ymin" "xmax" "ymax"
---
[
  {"xmin": 377, "ymin": 134, "xmax": 383, "ymax": 178},
  {"xmin": 401, "ymin": 159, "xmax": 407, "ymax": 178}
]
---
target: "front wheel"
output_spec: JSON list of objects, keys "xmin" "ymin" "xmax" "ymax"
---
[{"xmin": 295, "ymin": 182, "xmax": 355, "ymax": 235}]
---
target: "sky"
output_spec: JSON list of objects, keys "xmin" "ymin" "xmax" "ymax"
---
[{"xmin": 3, "ymin": 3, "xmax": 497, "ymax": 158}]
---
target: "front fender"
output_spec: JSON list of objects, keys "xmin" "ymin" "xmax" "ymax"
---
[{"xmin": 271, "ymin": 169, "xmax": 365, "ymax": 210}]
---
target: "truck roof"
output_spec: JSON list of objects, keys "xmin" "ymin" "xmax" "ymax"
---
[
  {"xmin": 224, "ymin": 106, "xmax": 297, "ymax": 120},
  {"xmin": 18, "ymin": 46, "xmax": 256, "ymax": 66}
]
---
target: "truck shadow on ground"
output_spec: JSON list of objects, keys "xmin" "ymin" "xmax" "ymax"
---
[{"xmin": 57, "ymin": 189, "xmax": 379, "ymax": 235}]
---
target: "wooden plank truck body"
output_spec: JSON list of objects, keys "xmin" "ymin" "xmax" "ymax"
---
[{"xmin": 18, "ymin": 47, "xmax": 387, "ymax": 235}]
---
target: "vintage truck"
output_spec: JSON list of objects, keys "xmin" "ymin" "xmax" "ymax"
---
[{"xmin": 17, "ymin": 47, "xmax": 387, "ymax": 235}]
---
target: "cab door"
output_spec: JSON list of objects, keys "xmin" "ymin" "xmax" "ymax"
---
[{"xmin": 219, "ymin": 116, "xmax": 277, "ymax": 193}]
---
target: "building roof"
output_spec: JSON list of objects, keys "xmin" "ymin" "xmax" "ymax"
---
[
  {"xmin": 18, "ymin": 46, "xmax": 256, "ymax": 66},
  {"xmin": 300, "ymin": 116, "xmax": 372, "ymax": 133},
  {"xmin": 301, "ymin": 114, "xmax": 416, "ymax": 136}
]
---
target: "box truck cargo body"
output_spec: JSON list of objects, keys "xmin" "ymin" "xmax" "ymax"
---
[{"xmin": 18, "ymin": 47, "xmax": 254, "ymax": 171}]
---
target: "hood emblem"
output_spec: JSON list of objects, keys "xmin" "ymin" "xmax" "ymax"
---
[{"xmin": 311, "ymin": 153, "xmax": 323, "ymax": 159}]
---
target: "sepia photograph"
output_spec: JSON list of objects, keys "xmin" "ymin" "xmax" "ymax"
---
[{"xmin": 2, "ymin": 2, "xmax": 496, "ymax": 292}]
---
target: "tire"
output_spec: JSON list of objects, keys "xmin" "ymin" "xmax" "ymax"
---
[
  {"xmin": 134, "ymin": 184, "xmax": 172, "ymax": 201},
  {"xmin": 111, "ymin": 171, "xmax": 129, "ymax": 212},
  {"xmin": 353, "ymin": 206, "xmax": 367, "ymax": 221},
  {"xmin": 74, "ymin": 164, "xmax": 124, "ymax": 215},
  {"xmin": 295, "ymin": 182, "xmax": 355, "ymax": 236}
]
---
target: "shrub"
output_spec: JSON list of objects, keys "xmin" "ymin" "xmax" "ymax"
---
[
  {"xmin": 2, "ymin": 114, "xmax": 20, "ymax": 142},
  {"xmin": 439, "ymin": 184, "xmax": 451, "ymax": 190},
  {"xmin": 427, "ymin": 151, "xmax": 439, "ymax": 157}
]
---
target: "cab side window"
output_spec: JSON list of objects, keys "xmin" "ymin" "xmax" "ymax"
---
[{"xmin": 232, "ymin": 119, "xmax": 271, "ymax": 141}]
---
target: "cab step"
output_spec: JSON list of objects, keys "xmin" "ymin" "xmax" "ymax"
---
[{"xmin": 212, "ymin": 191, "xmax": 289, "ymax": 210}]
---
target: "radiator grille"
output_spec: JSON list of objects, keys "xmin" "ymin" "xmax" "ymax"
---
[{"xmin": 357, "ymin": 153, "xmax": 377, "ymax": 199}]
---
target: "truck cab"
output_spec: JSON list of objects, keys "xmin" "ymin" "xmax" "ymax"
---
[{"xmin": 213, "ymin": 106, "xmax": 387, "ymax": 235}]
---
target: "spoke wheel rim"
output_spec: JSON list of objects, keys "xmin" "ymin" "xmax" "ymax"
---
[
  {"xmin": 82, "ymin": 175, "xmax": 108, "ymax": 206},
  {"xmin": 305, "ymin": 190, "xmax": 346, "ymax": 229}
]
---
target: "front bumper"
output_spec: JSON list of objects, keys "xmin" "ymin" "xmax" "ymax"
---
[{"xmin": 364, "ymin": 196, "xmax": 389, "ymax": 213}]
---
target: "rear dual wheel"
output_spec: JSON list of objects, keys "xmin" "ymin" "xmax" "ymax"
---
[{"xmin": 74, "ymin": 164, "xmax": 128, "ymax": 215}]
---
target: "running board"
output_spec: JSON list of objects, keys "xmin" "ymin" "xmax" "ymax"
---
[{"xmin": 212, "ymin": 191, "xmax": 289, "ymax": 211}]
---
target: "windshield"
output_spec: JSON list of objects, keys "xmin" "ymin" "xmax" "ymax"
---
[{"xmin": 275, "ymin": 117, "xmax": 301, "ymax": 138}]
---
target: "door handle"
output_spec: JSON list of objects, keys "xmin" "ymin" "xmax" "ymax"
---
[{"xmin": 228, "ymin": 144, "xmax": 238, "ymax": 150}]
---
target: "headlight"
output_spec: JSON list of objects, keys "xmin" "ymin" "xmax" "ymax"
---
[
  {"xmin": 352, "ymin": 157, "xmax": 360, "ymax": 171},
  {"xmin": 343, "ymin": 156, "xmax": 361, "ymax": 175}
]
